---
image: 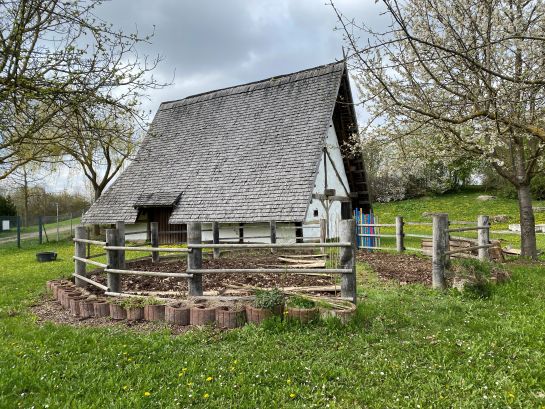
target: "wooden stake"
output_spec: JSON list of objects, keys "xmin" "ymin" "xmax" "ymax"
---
[
  {"xmin": 187, "ymin": 223, "xmax": 203, "ymax": 296},
  {"xmin": 396, "ymin": 216, "xmax": 404, "ymax": 252},
  {"xmin": 74, "ymin": 226, "xmax": 87, "ymax": 288},
  {"xmin": 106, "ymin": 228, "xmax": 121, "ymax": 293},
  {"xmin": 339, "ymin": 219, "xmax": 357, "ymax": 303},
  {"xmin": 212, "ymin": 222, "xmax": 220, "ymax": 259},
  {"xmin": 432, "ymin": 213, "xmax": 448, "ymax": 290},
  {"xmin": 477, "ymin": 215, "xmax": 490, "ymax": 261},
  {"xmin": 116, "ymin": 221, "xmax": 125, "ymax": 269},
  {"xmin": 150, "ymin": 222, "xmax": 159, "ymax": 262}
]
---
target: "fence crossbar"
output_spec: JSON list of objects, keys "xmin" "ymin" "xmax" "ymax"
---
[
  {"xmin": 357, "ymin": 223, "xmax": 395, "ymax": 227},
  {"xmin": 357, "ymin": 233, "xmax": 396, "ymax": 238},
  {"xmin": 188, "ymin": 242, "xmax": 351, "ymax": 249},
  {"xmin": 404, "ymin": 233, "xmax": 433, "ymax": 239},
  {"xmin": 447, "ymin": 226, "xmax": 490, "ymax": 233},
  {"xmin": 104, "ymin": 246, "xmax": 191, "ymax": 253},
  {"xmin": 444, "ymin": 243, "xmax": 495, "ymax": 255},
  {"xmin": 104, "ymin": 268, "xmax": 193, "ymax": 278},
  {"xmin": 72, "ymin": 273, "xmax": 108, "ymax": 291},
  {"xmin": 186, "ymin": 268, "xmax": 351, "ymax": 274},
  {"xmin": 73, "ymin": 238, "xmax": 106, "ymax": 245},
  {"xmin": 73, "ymin": 256, "xmax": 107, "ymax": 268}
]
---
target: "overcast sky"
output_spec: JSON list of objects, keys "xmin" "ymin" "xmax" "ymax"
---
[{"xmin": 49, "ymin": 0, "xmax": 386, "ymax": 193}]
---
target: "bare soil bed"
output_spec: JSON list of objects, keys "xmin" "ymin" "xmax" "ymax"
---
[
  {"xmin": 357, "ymin": 250, "xmax": 432, "ymax": 285},
  {"xmin": 89, "ymin": 251, "xmax": 337, "ymax": 294}
]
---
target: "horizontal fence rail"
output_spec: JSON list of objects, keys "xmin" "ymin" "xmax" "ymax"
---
[{"xmin": 72, "ymin": 219, "xmax": 358, "ymax": 303}]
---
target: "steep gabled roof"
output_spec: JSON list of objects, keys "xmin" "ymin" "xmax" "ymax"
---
[{"xmin": 82, "ymin": 61, "xmax": 347, "ymax": 224}]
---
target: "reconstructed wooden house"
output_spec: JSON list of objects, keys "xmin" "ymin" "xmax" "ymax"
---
[{"xmin": 82, "ymin": 61, "xmax": 372, "ymax": 243}]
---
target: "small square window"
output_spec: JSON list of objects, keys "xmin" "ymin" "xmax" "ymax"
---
[{"xmin": 313, "ymin": 209, "xmax": 319, "ymax": 217}]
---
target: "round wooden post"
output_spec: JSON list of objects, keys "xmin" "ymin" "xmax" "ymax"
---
[
  {"xmin": 396, "ymin": 216, "xmax": 404, "ymax": 252},
  {"xmin": 116, "ymin": 221, "xmax": 126, "ymax": 269},
  {"xmin": 212, "ymin": 222, "xmax": 220, "ymax": 259},
  {"xmin": 187, "ymin": 222, "xmax": 203, "ymax": 296},
  {"xmin": 478, "ymin": 215, "xmax": 490, "ymax": 261},
  {"xmin": 432, "ymin": 213, "xmax": 448, "ymax": 290},
  {"xmin": 150, "ymin": 222, "xmax": 159, "ymax": 262},
  {"xmin": 106, "ymin": 228, "xmax": 120, "ymax": 293},
  {"xmin": 74, "ymin": 226, "xmax": 87, "ymax": 288},
  {"xmin": 339, "ymin": 219, "xmax": 357, "ymax": 303},
  {"xmin": 270, "ymin": 221, "xmax": 277, "ymax": 254}
]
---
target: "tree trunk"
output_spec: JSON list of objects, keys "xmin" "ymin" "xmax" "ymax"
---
[
  {"xmin": 516, "ymin": 183, "xmax": 537, "ymax": 259},
  {"xmin": 92, "ymin": 186, "xmax": 102, "ymax": 237}
]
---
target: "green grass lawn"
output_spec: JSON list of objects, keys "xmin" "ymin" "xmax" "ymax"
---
[
  {"xmin": 371, "ymin": 191, "xmax": 545, "ymax": 252},
  {"xmin": 1, "ymin": 232, "xmax": 545, "ymax": 407}
]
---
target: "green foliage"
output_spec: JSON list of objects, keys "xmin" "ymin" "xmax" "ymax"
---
[
  {"xmin": 0, "ymin": 194, "xmax": 16, "ymax": 216},
  {"xmin": 287, "ymin": 295, "xmax": 316, "ymax": 309},
  {"xmin": 253, "ymin": 288, "xmax": 284, "ymax": 309}
]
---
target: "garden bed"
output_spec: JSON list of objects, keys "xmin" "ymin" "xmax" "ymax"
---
[
  {"xmin": 357, "ymin": 250, "xmax": 432, "ymax": 285},
  {"xmin": 88, "ymin": 251, "xmax": 338, "ymax": 294}
]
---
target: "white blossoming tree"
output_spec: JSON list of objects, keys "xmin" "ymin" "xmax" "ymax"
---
[{"xmin": 332, "ymin": 0, "xmax": 545, "ymax": 258}]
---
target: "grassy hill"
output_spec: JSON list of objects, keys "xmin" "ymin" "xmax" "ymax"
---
[
  {"xmin": 372, "ymin": 190, "xmax": 545, "ymax": 252},
  {"xmin": 1, "ymin": 192, "xmax": 544, "ymax": 407}
]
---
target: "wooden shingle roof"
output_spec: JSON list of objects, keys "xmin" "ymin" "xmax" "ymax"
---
[{"xmin": 82, "ymin": 61, "xmax": 347, "ymax": 224}]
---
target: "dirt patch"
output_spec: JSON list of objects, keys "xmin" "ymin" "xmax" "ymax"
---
[
  {"xmin": 357, "ymin": 250, "xmax": 432, "ymax": 285},
  {"xmin": 30, "ymin": 296, "xmax": 193, "ymax": 335},
  {"xmin": 88, "ymin": 251, "xmax": 337, "ymax": 294}
]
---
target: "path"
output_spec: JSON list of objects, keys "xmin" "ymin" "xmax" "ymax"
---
[{"xmin": 0, "ymin": 225, "xmax": 73, "ymax": 244}]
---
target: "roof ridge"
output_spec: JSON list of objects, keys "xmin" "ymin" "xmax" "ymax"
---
[{"xmin": 160, "ymin": 60, "xmax": 345, "ymax": 108}]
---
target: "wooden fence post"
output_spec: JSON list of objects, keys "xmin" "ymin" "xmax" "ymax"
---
[
  {"xmin": 187, "ymin": 222, "xmax": 203, "ymax": 296},
  {"xmin": 339, "ymin": 219, "xmax": 357, "ymax": 303},
  {"xmin": 432, "ymin": 213, "xmax": 448, "ymax": 290},
  {"xmin": 395, "ymin": 216, "xmax": 404, "ymax": 252},
  {"xmin": 106, "ymin": 228, "xmax": 120, "ymax": 293},
  {"xmin": 270, "ymin": 221, "xmax": 276, "ymax": 254},
  {"xmin": 74, "ymin": 226, "xmax": 87, "ymax": 288},
  {"xmin": 212, "ymin": 222, "xmax": 220, "ymax": 259},
  {"xmin": 150, "ymin": 222, "xmax": 159, "ymax": 262},
  {"xmin": 38, "ymin": 216, "xmax": 43, "ymax": 245},
  {"xmin": 477, "ymin": 215, "xmax": 490, "ymax": 261},
  {"xmin": 116, "ymin": 221, "xmax": 126, "ymax": 269}
]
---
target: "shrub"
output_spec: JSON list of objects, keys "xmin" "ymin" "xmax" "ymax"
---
[
  {"xmin": 450, "ymin": 259, "xmax": 493, "ymax": 299},
  {"xmin": 287, "ymin": 295, "xmax": 316, "ymax": 309},
  {"xmin": 254, "ymin": 288, "xmax": 284, "ymax": 309}
]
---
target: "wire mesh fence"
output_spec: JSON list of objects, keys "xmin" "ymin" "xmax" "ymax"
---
[{"xmin": 0, "ymin": 212, "xmax": 83, "ymax": 248}]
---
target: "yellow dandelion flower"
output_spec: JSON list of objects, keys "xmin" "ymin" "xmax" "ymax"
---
[
  {"xmin": 287, "ymin": 379, "xmax": 292, "ymax": 384},
  {"xmin": 206, "ymin": 376, "xmax": 213, "ymax": 382},
  {"xmin": 144, "ymin": 391, "xmax": 151, "ymax": 397},
  {"xmin": 203, "ymin": 393, "xmax": 209, "ymax": 399},
  {"xmin": 290, "ymin": 393, "xmax": 296, "ymax": 398}
]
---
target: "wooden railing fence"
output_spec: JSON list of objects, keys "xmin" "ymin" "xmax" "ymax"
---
[{"xmin": 72, "ymin": 219, "xmax": 357, "ymax": 303}]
